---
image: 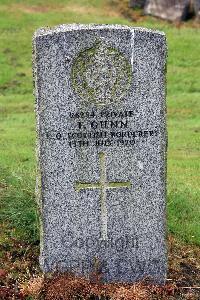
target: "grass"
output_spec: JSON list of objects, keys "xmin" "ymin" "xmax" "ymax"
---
[{"xmin": 0, "ymin": 0, "xmax": 199, "ymax": 247}]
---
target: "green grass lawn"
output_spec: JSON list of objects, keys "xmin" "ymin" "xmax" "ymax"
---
[{"xmin": 0, "ymin": 0, "xmax": 199, "ymax": 246}]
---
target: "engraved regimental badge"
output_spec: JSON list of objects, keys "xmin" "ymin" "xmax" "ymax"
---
[{"xmin": 71, "ymin": 41, "xmax": 132, "ymax": 106}]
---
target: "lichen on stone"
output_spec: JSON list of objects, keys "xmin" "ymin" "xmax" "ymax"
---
[{"xmin": 71, "ymin": 41, "xmax": 132, "ymax": 106}]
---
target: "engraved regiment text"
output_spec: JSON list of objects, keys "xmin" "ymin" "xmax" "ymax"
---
[{"xmin": 46, "ymin": 109, "xmax": 159, "ymax": 148}]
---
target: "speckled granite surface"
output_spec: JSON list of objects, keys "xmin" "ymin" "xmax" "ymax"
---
[{"xmin": 33, "ymin": 24, "xmax": 167, "ymax": 283}]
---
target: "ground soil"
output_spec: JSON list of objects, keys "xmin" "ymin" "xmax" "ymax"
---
[{"xmin": 0, "ymin": 234, "xmax": 199, "ymax": 299}]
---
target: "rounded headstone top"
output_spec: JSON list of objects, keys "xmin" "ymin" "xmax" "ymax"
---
[{"xmin": 34, "ymin": 24, "xmax": 166, "ymax": 38}]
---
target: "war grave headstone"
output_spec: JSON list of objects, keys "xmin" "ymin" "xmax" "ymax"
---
[
  {"xmin": 144, "ymin": 0, "xmax": 190, "ymax": 22},
  {"xmin": 33, "ymin": 24, "xmax": 167, "ymax": 284}
]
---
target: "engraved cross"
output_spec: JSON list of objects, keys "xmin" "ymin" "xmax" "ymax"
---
[{"xmin": 75, "ymin": 152, "xmax": 131, "ymax": 240}]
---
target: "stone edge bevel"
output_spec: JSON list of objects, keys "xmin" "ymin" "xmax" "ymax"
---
[{"xmin": 33, "ymin": 23, "xmax": 166, "ymax": 38}]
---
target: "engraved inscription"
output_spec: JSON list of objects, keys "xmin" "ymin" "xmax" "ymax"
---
[
  {"xmin": 71, "ymin": 42, "xmax": 132, "ymax": 105},
  {"xmin": 45, "ymin": 109, "xmax": 159, "ymax": 148},
  {"xmin": 75, "ymin": 152, "xmax": 131, "ymax": 241}
]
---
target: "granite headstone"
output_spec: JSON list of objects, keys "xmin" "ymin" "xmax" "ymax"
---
[
  {"xmin": 33, "ymin": 24, "xmax": 167, "ymax": 284},
  {"xmin": 144, "ymin": 0, "xmax": 190, "ymax": 21}
]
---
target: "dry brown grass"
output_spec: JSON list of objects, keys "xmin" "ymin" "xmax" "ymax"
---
[
  {"xmin": 0, "ymin": 235, "xmax": 200, "ymax": 299},
  {"xmin": 24, "ymin": 273, "xmax": 176, "ymax": 300},
  {"xmin": 2, "ymin": 2, "xmax": 120, "ymax": 18}
]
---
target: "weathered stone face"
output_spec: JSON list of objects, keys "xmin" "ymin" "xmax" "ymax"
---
[
  {"xmin": 71, "ymin": 41, "xmax": 132, "ymax": 105},
  {"xmin": 144, "ymin": 0, "xmax": 190, "ymax": 22},
  {"xmin": 33, "ymin": 24, "xmax": 167, "ymax": 284}
]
